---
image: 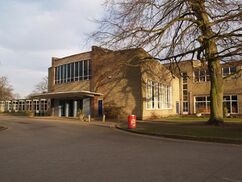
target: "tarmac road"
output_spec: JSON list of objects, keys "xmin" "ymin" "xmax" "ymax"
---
[{"xmin": 0, "ymin": 116, "xmax": 242, "ymax": 182}]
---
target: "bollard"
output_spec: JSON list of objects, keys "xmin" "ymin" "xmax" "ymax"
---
[
  {"xmin": 102, "ymin": 114, "xmax": 106, "ymax": 123},
  {"xmin": 88, "ymin": 115, "xmax": 91, "ymax": 123}
]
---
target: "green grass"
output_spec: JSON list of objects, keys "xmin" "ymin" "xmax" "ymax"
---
[
  {"xmin": 161, "ymin": 116, "xmax": 242, "ymax": 123},
  {"xmin": 119, "ymin": 121, "xmax": 242, "ymax": 144}
]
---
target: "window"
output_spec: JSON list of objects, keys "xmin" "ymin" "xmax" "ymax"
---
[
  {"xmin": 182, "ymin": 72, "xmax": 189, "ymax": 113},
  {"xmin": 183, "ymin": 102, "xmax": 189, "ymax": 113},
  {"xmin": 195, "ymin": 95, "xmax": 238, "ymax": 114},
  {"xmin": 223, "ymin": 95, "xmax": 238, "ymax": 114},
  {"xmin": 70, "ymin": 63, "xmax": 74, "ymax": 82},
  {"xmin": 79, "ymin": 61, "xmax": 83, "ymax": 80},
  {"xmin": 194, "ymin": 69, "xmax": 210, "ymax": 82},
  {"xmin": 146, "ymin": 80, "xmax": 172, "ymax": 110},
  {"xmin": 54, "ymin": 60, "xmax": 91, "ymax": 84},
  {"xmin": 67, "ymin": 64, "xmax": 71, "ymax": 82},
  {"xmin": 63, "ymin": 64, "xmax": 66, "ymax": 83},
  {"xmin": 222, "ymin": 66, "xmax": 236, "ymax": 77},
  {"xmin": 74, "ymin": 62, "xmax": 79, "ymax": 81},
  {"xmin": 194, "ymin": 96, "xmax": 210, "ymax": 113}
]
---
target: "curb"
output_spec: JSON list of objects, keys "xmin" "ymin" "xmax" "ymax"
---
[
  {"xmin": 116, "ymin": 124, "xmax": 242, "ymax": 145},
  {"xmin": 90, "ymin": 122, "xmax": 118, "ymax": 129}
]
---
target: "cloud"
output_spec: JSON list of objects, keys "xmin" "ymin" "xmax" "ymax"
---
[{"xmin": 0, "ymin": 0, "xmax": 104, "ymax": 97}]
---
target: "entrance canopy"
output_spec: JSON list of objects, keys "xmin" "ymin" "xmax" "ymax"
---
[{"xmin": 31, "ymin": 90, "xmax": 103, "ymax": 99}]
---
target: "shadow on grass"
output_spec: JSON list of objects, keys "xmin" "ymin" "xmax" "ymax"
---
[{"xmin": 117, "ymin": 121, "xmax": 242, "ymax": 144}]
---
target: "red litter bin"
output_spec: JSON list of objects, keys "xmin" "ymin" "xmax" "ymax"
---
[{"xmin": 128, "ymin": 115, "xmax": 136, "ymax": 129}]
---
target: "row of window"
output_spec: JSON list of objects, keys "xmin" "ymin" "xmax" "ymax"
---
[
  {"xmin": 146, "ymin": 80, "xmax": 172, "ymax": 110},
  {"xmin": 182, "ymin": 73, "xmax": 189, "ymax": 113},
  {"xmin": 0, "ymin": 100, "xmax": 48, "ymax": 112},
  {"xmin": 195, "ymin": 95, "xmax": 238, "ymax": 114},
  {"xmin": 55, "ymin": 60, "xmax": 91, "ymax": 84},
  {"xmin": 194, "ymin": 66, "xmax": 241, "ymax": 83}
]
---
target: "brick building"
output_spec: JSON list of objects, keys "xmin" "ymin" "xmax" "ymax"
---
[
  {"xmin": 1, "ymin": 47, "xmax": 241, "ymax": 119},
  {"xmin": 173, "ymin": 60, "xmax": 242, "ymax": 116},
  {"xmin": 32, "ymin": 46, "xmax": 180, "ymax": 119}
]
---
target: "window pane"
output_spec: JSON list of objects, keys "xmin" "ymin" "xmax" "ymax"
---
[
  {"xmin": 55, "ymin": 67, "xmax": 58, "ymax": 84},
  {"xmin": 67, "ymin": 64, "xmax": 71, "ymax": 82},
  {"xmin": 230, "ymin": 66, "xmax": 236, "ymax": 74},
  {"xmin": 232, "ymin": 102, "xmax": 238, "ymax": 113},
  {"xmin": 223, "ymin": 96, "xmax": 230, "ymax": 101},
  {"xmin": 206, "ymin": 71, "xmax": 210, "ymax": 81},
  {"xmin": 75, "ymin": 62, "xmax": 79, "ymax": 81},
  {"xmin": 196, "ymin": 97, "xmax": 206, "ymax": 101},
  {"xmin": 84, "ymin": 60, "xmax": 88, "ymax": 80},
  {"xmin": 88, "ymin": 60, "xmax": 91, "ymax": 80},
  {"xmin": 194, "ymin": 71, "xmax": 199, "ymax": 82},
  {"xmin": 71, "ymin": 63, "xmax": 74, "ymax": 82},
  {"xmin": 182, "ymin": 72, "xmax": 187, "ymax": 82},
  {"xmin": 223, "ymin": 67, "xmax": 229, "ymax": 77},
  {"xmin": 63, "ymin": 64, "xmax": 66, "ymax": 83},
  {"xmin": 79, "ymin": 61, "xmax": 83, "ymax": 80},
  {"xmin": 232, "ymin": 95, "xmax": 237, "ymax": 100},
  {"xmin": 200, "ymin": 70, "xmax": 205, "ymax": 81},
  {"xmin": 183, "ymin": 102, "xmax": 189, "ymax": 112}
]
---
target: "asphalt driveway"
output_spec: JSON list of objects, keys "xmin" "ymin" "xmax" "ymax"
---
[{"xmin": 0, "ymin": 116, "xmax": 242, "ymax": 182}]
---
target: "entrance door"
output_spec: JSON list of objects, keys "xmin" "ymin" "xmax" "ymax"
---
[{"xmin": 98, "ymin": 100, "xmax": 103, "ymax": 116}]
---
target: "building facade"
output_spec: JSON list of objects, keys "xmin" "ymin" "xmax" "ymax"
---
[
  {"xmin": 175, "ymin": 60, "xmax": 242, "ymax": 116},
  {"xmin": 31, "ymin": 46, "xmax": 179, "ymax": 119},
  {"xmin": 1, "ymin": 47, "xmax": 240, "ymax": 119},
  {"xmin": 0, "ymin": 99, "xmax": 48, "ymax": 115}
]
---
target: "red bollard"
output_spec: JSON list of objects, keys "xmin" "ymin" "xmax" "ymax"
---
[{"xmin": 128, "ymin": 115, "xmax": 136, "ymax": 129}]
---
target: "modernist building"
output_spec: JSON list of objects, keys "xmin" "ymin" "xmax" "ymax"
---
[
  {"xmin": 173, "ymin": 60, "xmax": 242, "ymax": 115},
  {"xmin": 0, "ymin": 99, "xmax": 48, "ymax": 115},
  {"xmin": 31, "ymin": 46, "xmax": 180, "ymax": 119},
  {"xmin": 1, "ymin": 47, "xmax": 241, "ymax": 119}
]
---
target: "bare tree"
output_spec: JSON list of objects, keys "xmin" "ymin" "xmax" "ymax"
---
[
  {"xmin": 92, "ymin": 0, "xmax": 242, "ymax": 125},
  {"xmin": 0, "ymin": 76, "xmax": 14, "ymax": 100},
  {"xmin": 33, "ymin": 76, "xmax": 48, "ymax": 94}
]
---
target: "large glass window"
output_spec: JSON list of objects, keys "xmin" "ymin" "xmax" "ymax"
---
[
  {"xmin": 195, "ymin": 95, "xmax": 238, "ymax": 114},
  {"xmin": 55, "ymin": 60, "xmax": 91, "ymax": 84},
  {"xmin": 146, "ymin": 80, "xmax": 172, "ymax": 110},
  {"xmin": 195, "ymin": 96, "xmax": 210, "ymax": 113}
]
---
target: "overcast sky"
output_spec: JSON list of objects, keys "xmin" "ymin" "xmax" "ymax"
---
[{"xmin": 0, "ymin": 0, "xmax": 104, "ymax": 98}]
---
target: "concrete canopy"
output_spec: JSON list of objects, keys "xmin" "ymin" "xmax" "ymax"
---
[{"xmin": 30, "ymin": 90, "xmax": 103, "ymax": 99}]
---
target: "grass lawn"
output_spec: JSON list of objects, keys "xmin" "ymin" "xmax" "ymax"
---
[
  {"xmin": 161, "ymin": 116, "xmax": 242, "ymax": 122},
  {"xmin": 118, "ymin": 120, "xmax": 242, "ymax": 144}
]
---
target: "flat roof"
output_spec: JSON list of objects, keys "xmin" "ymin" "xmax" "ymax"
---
[{"xmin": 30, "ymin": 90, "xmax": 103, "ymax": 99}]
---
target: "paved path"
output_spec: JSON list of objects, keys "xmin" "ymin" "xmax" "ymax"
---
[{"xmin": 0, "ymin": 116, "xmax": 242, "ymax": 182}]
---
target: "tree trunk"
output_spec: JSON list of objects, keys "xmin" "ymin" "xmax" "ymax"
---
[
  {"xmin": 207, "ymin": 59, "xmax": 224, "ymax": 125},
  {"xmin": 189, "ymin": 0, "xmax": 224, "ymax": 125}
]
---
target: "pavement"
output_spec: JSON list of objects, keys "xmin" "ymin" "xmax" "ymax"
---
[{"xmin": 1, "ymin": 116, "xmax": 242, "ymax": 182}]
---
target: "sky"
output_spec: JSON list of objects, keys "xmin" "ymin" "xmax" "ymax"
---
[{"xmin": 0, "ymin": 0, "xmax": 104, "ymax": 98}]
